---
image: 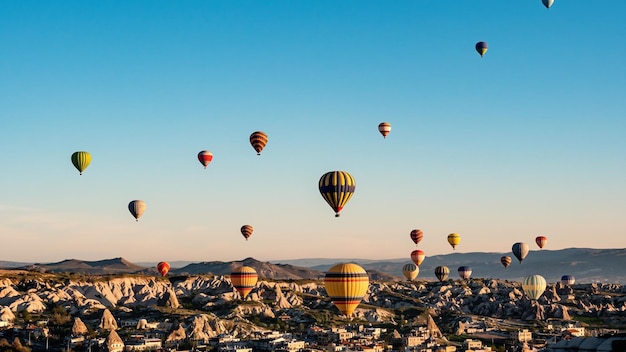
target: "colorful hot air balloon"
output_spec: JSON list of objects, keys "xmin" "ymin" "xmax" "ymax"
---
[
  {"xmin": 230, "ymin": 266, "xmax": 258, "ymax": 299},
  {"xmin": 240, "ymin": 225, "xmax": 253, "ymax": 241},
  {"xmin": 378, "ymin": 122, "xmax": 392, "ymax": 138},
  {"xmin": 402, "ymin": 263, "xmax": 419, "ymax": 281},
  {"xmin": 324, "ymin": 263, "xmax": 369, "ymax": 316},
  {"xmin": 434, "ymin": 266, "xmax": 450, "ymax": 282},
  {"xmin": 500, "ymin": 256, "xmax": 512, "ymax": 268},
  {"xmin": 512, "ymin": 242, "xmax": 530, "ymax": 263},
  {"xmin": 249, "ymin": 131, "xmax": 268, "ymax": 155},
  {"xmin": 128, "ymin": 200, "xmax": 146, "ymax": 222},
  {"xmin": 542, "ymin": 0, "xmax": 554, "ymax": 9},
  {"xmin": 197, "ymin": 150, "xmax": 213, "ymax": 169},
  {"xmin": 319, "ymin": 171, "xmax": 356, "ymax": 217},
  {"xmin": 447, "ymin": 233, "xmax": 461, "ymax": 250},
  {"xmin": 561, "ymin": 275, "xmax": 575, "ymax": 286},
  {"xmin": 458, "ymin": 266, "xmax": 472, "ymax": 280},
  {"xmin": 535, "ymin": 236, "xmax": 547, "ymax": 249},
  {"xmin": 157, "ymin": 262, "xmax": 170, "ymax": 277},
  {"xmin": 522, "ymin": 274, "xmax": 547, "ymax": 300},
  {"xmin": 475, "ymin": 41, "xmax": 488, "ymax": 57},
  {"xmin": 410, "ymin": 229, "xmax": 423, "ymax": 246},
  {"xmin": 410, "ymin": 249, "xmax": 425, "ymax": 266},
  {"xmin": 71, "ymin": 151, "xmax": 92, "ymax": 175}
]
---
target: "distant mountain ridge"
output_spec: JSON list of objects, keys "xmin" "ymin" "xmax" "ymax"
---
[{"xmin": 3, "ymin": 248, "xmax": 623, "ymax": 283}]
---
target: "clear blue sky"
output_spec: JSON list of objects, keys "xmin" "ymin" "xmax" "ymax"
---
[{"xmin": 1, "ymin": 1, "xmax": 624, "ymax": 263}]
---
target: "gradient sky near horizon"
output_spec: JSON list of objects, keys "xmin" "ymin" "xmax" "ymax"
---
[{"xmin": 1, "ymin": 1, "xmax": 625, "ymax": 264}]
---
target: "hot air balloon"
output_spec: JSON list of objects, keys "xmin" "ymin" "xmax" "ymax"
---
[
  {"xmin": 378, "ymin": 122, "xmax": 392, "ymax": 138},
  {"xmin": 542, "ymin": 0, "xmax": 554, "ymax": 9},
  {"xmin": 512, "ymin": 242, "xmax": 530, "ymax": 263},
  {"xmin": 475, "ymin": 41, "xmax": 488, "ymax": 57},
  {"xmin": 561, "ymin": 275, "xmax": 575, "ymax": 286},
  {"xmin": 535, "ymin": 236, "xmax": 547, "ymax": 249},
  {"xmin": 197, "ymin": 150, "xmax": 213, "ymax": 169},
  {"xmin": 410, "ymin": 229, "xmax": 423, "ymax": 246},
  {"xmin": 324, "ymin": 263, "xmax": 369, "ymax": 316},
  {"xmin": 410, "ymin": 249, "xmax": 425, "ymax": 266},
  {"xmin": 319, "ymin": 171, "xmax": 356, "ymax": 217},
  {"xmin": 500, "ymin": 256, "xmax": 512, "ymax": 268},
  {"xmin": 240, "ymin": 225, "xmax": 253, "ymax": 241},
  {"xmin": 434, "ymin": 266, "xmax": 450, "ymax": 282},
  {"xmin": 249, "ymin": 131, "xmax": 268, "ymax": 155},
  {"xmin": 128, "ymin": 200, "xmax": 146, "ymax": 221},
  {"xmin": 402, "ymin": 263, "xmax": 419, "ymax": 281},
  {"xmin": 230, "ymin": 266, "xmax": 258, "ymax": 299},
  {"xmin": 71, "ymin": 151, "xmax": 92, "ymax": 175},
  {"xmin": 522, "ymin": 274, "xmax": 547, "ymax": 300},
  {"xmin": 458, "ymin": 266, "xmax": 472, "ymax": 280},
  {"xmin": 447, "ymin": 233, "xmax": 461, "ymax": 250},
  {"xmin": 157, "ymin": 262, "xmax": 170, "ymax": 277}
]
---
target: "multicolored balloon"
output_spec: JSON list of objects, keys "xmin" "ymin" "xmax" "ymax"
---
[
  {"xmin": 378, "ymin": 122, "xmax": 392, "ymax": 138},
  {"xmin": 157, "ymin": 262, "xmax": 170, "ymax": 277},
  {"xmin": 324, "ymin": 263, "xmax": 369, "ymax": 316},
  {"xmin": 447, "ymin": 233, "xmax": 461, "ymax": 250},
  {"xmin": 402, "ymin": 263, "xmax": 419, "ymax": 281},
  {"xmin": 561, "ymin": 275, "xmax": 575, "ymax": 286},
  {"xmin": 197, "ymin": 150, "xmax": 213, "ymax": 169},
  {"xmin": 434, "ymin": 266, "xmax": 450, "ymax": 282},
  {"xmin": 411, "ymin": 249, "xmax": 425, "ymax": 266},
  {"xmin": 535, "ymin": 236, "xmax": 547, "ymax": 249},
  {"xmin": 71, "ymin": 151, "xmax": 92, "ymax": 175},
  {"xmin": 475, "ymin": 41, "xmax": 488, "ymax": 57},
  {"xmin": 410, "ymin": 229, "xmax": 423, "ymax": 246},
  {"xmin": 522, "ymin": 274, "xmax": 547, "ymax": 300},
  {"xmin": 230, "ymin": 266, "xmax": 258, "ymax": 299},
  {"xmin": 319, "ymin": 171, "xmax": 356, "ymax": 217},
  {"xmin": 240, "ymin": 225, "xmax": 254, "ymax": 241},
  {"xmin": 500, "ymin": 256, "xmax": 512, "ymax": 268},
  {"xmin": 128, "ymin": 200, "xmax": 146, "ymax": 222},
  {"xmin": 512, "ymin": 242, "xmax": 530, "ymax": 263},
  {"xmin": 542, "ymin": 0, "xmax": 554, "ymax": 9},
  {"xmin": 249, "ymin": 131, "xmax": 268, "ymax": 155},
  {"xmin": 457, "ymin": 266, "xmax": 472, "ymax": 280}
]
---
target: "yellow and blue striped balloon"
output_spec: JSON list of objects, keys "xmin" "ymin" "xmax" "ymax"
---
[
  {"xmin": 324, "ymin": 263, "xmax": 369, "ymax": 316},
  {"xmin": 71, "ymin": 151, "xmax": 92, "ymax": 175},
  {"xmin": 402, "ymin": 263, "xmax": 419, "ymax": 281},
  {"xmin": 319, "ymin": 171, "xmax": 356, "ymax": 217},
  {"xmin": 434, "ymin": 265, "xmax": 450, "ymax": 282},
  {"xmin": 522, "ymin": 274, "xmax": 547, "ymax": 300}
]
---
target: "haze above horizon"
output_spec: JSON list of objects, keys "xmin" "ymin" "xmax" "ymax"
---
[{"xmin": 1, "ymin": 1, "xmax": 624, "ymax": 263}]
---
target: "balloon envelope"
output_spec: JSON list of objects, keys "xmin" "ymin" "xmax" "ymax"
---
[
  {"xmin": 457, "ymin": 266, "xmax": 472, "ymax": 280},
  {"xmin": 157, "ymin": 262, "xmax": 170, "ymax": 277},
  {"xmin": 71, "ymin": 151, "xmax": 92, "ymax": 175},
  {"xmin": 410, "ymin": 229, "xmax": 423, "ymax": 245},
  {"xmin": 447, "ymin": 233, "xmax": 461, "ymax": 250},
  {"xmin": 324, "ymin": 263, "xmax": 369, "ymax": 316},
  {"xmin": 561, "ymin": 275, "xmax": 575, "ymax": 286},
  {"xmin": 542, "ymin": 0, "xmax": 554, "ymax": 9},
  {"xmin": 249, "ymin": 131, "xmax": 268, "ymax": 155},
  {"xmin": 500, "ymin": 256, "xmax": 512, "ymax": 268},
  {"xmin": 402, "ymin": 263, "xmax": 419, "ymax": 281},
  {"xmin": 319, "ymin": 171, "xmax": 356, "ymax": 217},
  {"xmin": 378, "ymin": 122, "xmax": 392, "ymax": 138},
  {"xmin": 230, "ymin": 266, "xmax": 258, "ymax": 299},
  {"xmin": 197, "ymin": 150, "xmax": 213, "ymax": 168},
  {"xmin": 522, "ymin": 275, "xmax": 547, "ymax": 300},
  {"xmin": 435, "ymin": 266, "xmax": 450, "ymax": 282},
  {"xmin": 535, "ymin": 236, "xmax": 547, "ymax": 249},
  {"xmin": 475, "ymin": 41, "xmax": 488, "ymax": 57},
  {"xmin": 512, "ymin": 242, "xmax": 529, "ymax": 263},
  {"xmin": 240, "ymin": 225, "xmax": 253, "ymax": 241},
  {"xmin": 128, "ymin": 200, "xmax": 146, "ymax": 221},
  {"xmin": 410, "ymin": 249, "xmax": 425, "ymax": 266}
]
